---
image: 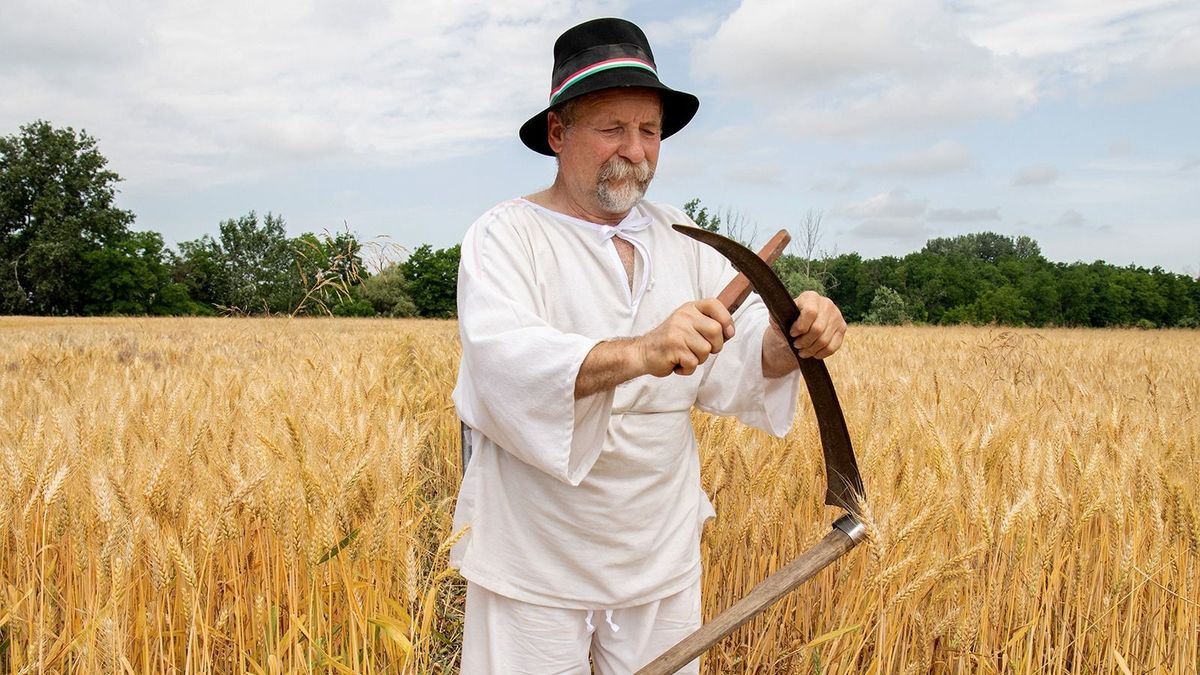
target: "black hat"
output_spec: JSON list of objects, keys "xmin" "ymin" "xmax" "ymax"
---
[{"xmin": 519, "ymin": 18, "xmax": 700, "ymax": 156}]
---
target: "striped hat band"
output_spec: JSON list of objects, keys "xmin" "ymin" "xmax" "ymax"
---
[{"xmin": 549, "ymin": 57, "xmax": 658, "ymax": 105}]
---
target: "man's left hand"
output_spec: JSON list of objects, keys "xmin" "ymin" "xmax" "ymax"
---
[{"xmin": 762, "ymin": 291, "xmax": 846, "ymax": 377}]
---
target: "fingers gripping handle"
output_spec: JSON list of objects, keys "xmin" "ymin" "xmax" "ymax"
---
[{"xmin": 671, "ymin": 229, "xmax": 791, "ymax": 375}]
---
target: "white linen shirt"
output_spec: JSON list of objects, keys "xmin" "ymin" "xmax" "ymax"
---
[{"xmin": 450, "ymin": 198, "xmax": 802, "ymax": 609}]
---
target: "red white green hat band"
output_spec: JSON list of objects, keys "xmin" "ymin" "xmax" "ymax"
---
[{"xmin": 549, "ymin": 58, "xmax": 658, "ymax": 105}]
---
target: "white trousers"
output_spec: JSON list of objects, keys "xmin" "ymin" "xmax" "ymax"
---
[{"xmin": 460, "ymin": 580, "xmax": 702, "ymax": 674}]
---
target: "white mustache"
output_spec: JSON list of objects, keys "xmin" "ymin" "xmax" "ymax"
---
[{"xmin": 598, "ymin": 156, "xmax": 653, "ymax": 184}]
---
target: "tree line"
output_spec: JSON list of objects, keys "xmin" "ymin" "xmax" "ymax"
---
[
  {"xmin": 769, "ymin": 230, "xmax": 1199, "ymax": 329},
  {"xmin": 1, "ymin": 121, "xmax": 458, "ymax": 318},
  {"xmin": 3, "ymin": 120, "xmax": 1198, "ymax": 327}
]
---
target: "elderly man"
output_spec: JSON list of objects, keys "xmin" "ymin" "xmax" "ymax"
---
[{"xmin": 451, "ymin": 17, "xmax": 846, "ymax": 674}]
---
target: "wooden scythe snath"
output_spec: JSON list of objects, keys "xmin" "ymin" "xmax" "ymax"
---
[{"xmin": 636, "ymin": 226, "xmax": 868, "ymax": 675}]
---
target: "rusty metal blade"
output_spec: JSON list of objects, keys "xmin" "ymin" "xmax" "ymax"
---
[{"xmin": 673, "ymin": 224, "xmax": 865, "ymax": 513}]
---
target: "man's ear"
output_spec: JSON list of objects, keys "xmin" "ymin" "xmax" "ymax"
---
[{"xmin": 547, "ymin": 111, "xmax": 567, "ymax": 155}]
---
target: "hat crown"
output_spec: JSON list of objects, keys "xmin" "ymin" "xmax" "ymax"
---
[
  {"xmin": 552, "ymin": 17, "xmax": 656, "ymax": 70},
  {"xmin": 518, "ymin": 17, "xmax": 698, "ymax": 156}
]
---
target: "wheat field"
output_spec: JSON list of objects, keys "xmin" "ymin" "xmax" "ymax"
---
[{"xmin": 1, "ymin": 317, "xmax": 1197, "ymax": 673}]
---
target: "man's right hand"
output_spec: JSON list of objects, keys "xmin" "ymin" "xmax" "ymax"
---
[{"xmin": 635, "ymin": 299, "xmax": 735, "ymax": 377}]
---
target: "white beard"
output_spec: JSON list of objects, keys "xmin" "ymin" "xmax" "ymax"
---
[{"xmin": 596, "ymin": 157, "xmax": 654, "ymax": 213}]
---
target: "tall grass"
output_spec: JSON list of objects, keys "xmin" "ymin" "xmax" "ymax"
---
[
  {"xmin": 1, "ymin": 319, "xmax": 1197, "ymax": 673},
  {"xmin": 699, "ymin": 327, "xmax": 1199, "ymax": 673},
  {"xmin": 1, "ymin": 318, "xmax": 463, "ymax": 673}
]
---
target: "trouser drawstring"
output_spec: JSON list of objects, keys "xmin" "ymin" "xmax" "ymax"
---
[{"xmin": 584, "ymin": 609, "xmax": 620, "ymax": 634}]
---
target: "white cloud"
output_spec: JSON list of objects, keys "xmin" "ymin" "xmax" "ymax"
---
[
  {"xmin": 849, "ymin": 218, "xmax": 936, "ymax": 241},
  {"xmin": 811, "ymin": 176, "xmax": 859, "ymax": 193},
  {"xmin": 644, "ymin": 12, "xmax": 724, "ymax": 48},
  {"xmin": 1013, "ymin": 164, "xmax": 1058, "ymax": 186},
  {"xmin": 836, "ymin": 189, "xmax": 928, "ymax": 219},
  {"xmin": 1082, "ymin": 158, "xmax": 1184, "ymax": 174},
  {"xmin": 927, "ymin": 207, "xmax": 1000, "ymax": 223},
  {"xmin": 836, "ymin": 189, "xmax": 1001, "ymax": 241},
  {"xmin": 0, "ymin": 1, "xmax": 148, "ymax": 71},
  {"xmin": 959, "ymin": 0, "xmax": 1179, "ymax": 59},
  {"xmin": 959, "ymin": 0, "xmax": 1200, "ymax": 93},
  {"xmin": 726, "ymin": 163, "xmax": 784, "ymax": 184},
  {"xmin": 692, "ymin": 0, "xmax": 1037, "ymax": 137},
  {"xmin": 1055, "ymin": 209, "xmax": 1086, "ymax": 228},
  {"xmin": 0, "ymin": 0, "xmax": 624, "ymax": 189},
  {"xmin": 693, "ymin": 0, "xmax": 1200, "ymax": 138},
  {"xmin": 1139, "ymin": 24, "xmax": 1200, "ymax": 82},
  {"xmin": 862, "ymin": 141, "xmax": 973, "ymax": 176}
]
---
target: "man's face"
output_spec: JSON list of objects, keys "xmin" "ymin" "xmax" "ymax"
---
[{"xmin": 548, "ymin": 88, "xmax": 663, "ymax": 218}]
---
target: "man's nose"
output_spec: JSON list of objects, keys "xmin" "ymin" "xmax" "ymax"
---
[{"xmin": 619, "ymin": 131, "xmax": 648, "ymax": 164}]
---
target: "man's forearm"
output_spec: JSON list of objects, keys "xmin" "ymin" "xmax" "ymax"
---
[
  {"xmin": 575, "ymin": 338, "xmax": 647, "ymax": 399},
  {"xmin": 761, "ymin": 324, "xmax": 800, "ymax": 378}
]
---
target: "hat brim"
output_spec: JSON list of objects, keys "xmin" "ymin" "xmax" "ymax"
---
[{"xmin": 519, "ymin": 69, "xmax": 699, "ymax": 156}]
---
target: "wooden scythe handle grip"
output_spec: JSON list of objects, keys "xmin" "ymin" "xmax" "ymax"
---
[
  {"xmin": 716, "ymin": 229, "xmax": 791, "ymax": 313},
  {"xmin": 636, "ymin": 526, "xmax": 861, "ymax": 675},
  {"xmin": 671, "ymin": 229, "xmax": 791, "ymax": 376}
]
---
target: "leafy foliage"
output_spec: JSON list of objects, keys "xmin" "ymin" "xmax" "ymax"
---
[
  {"xmin": 1, "ymin": 120, "xmax": 137, "ymax": 314},
  {"xmin": 823, "ymin": 231, "xmax": 1200, "ymax": 327},
  {"xmin": 682, "ymin": 198, "xmax": 721, "ymax": 232},
  {"xmin": 173, "ymin": 217, "xmax": 382, "ymax": 316},
  {"xmin": 401, "ymin": 244, "xmax": 460, "ymax": 318},
  {"xmin": 863, "ymin": 286, "xmax": 910, "ymax": 325},
  {"xmin": 81, "ymin": 230, "xmax": 198, "ymax": 315},
  {"xmin": 291, "ymin": 231, "xmax": 367, "ymax": 316},
  {"xmin": 215, "ymin": 211, "xmax": 294, "ymax": 312},
  {"xmin": 362, "ymin": 263, "xmax": 418, "ymax": 317},
  {"xmin": 773, "ymin": 254, "xmax": 827, "ymax": 296}
]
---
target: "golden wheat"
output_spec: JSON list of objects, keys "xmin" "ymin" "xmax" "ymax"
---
[{"xmin": 1, "ymin": 318, "xmax": 1197, "ymax": 673}]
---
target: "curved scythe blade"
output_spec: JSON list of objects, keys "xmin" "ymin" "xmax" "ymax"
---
[{"xmin": 673, "ymin": 223, "xmax": 864, "ymax": 513}]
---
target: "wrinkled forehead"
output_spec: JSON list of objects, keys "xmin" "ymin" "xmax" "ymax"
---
[{"xmin": 573, "ymin": 87, "xmax": 664, "ymax": 121}]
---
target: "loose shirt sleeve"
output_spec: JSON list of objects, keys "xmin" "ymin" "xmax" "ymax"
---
[{"xmin": 453, "ymin": 211, "xmax": 613, "ymax": 486}]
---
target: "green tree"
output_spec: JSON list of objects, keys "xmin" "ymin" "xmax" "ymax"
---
[
  {"xmin": 329, "ymin": 292, "xmax": 376, "ymax": 317},
  {"xmin": 170, "ymin": 235, "xmax": 227, "ymax": 313},
  {"xmin": 219, "ymin": 211, "xmax": 293, "ymax": 313},
  {"xmin": 1150, "ymin": 267, "xmax": 1198, "ymax": 327},
  {"xmin": 82, "ymin": 230, "xmax": 196, "ymax": 315},
  {"xmin": 824, "ymin": 253, "xmax": 865, "ymax": 321},
  {"xmin": 290, "ymin": 231, "xmax": 367, "ymax": 315},
  {"xmin": 361, "ymin": 263, "xmax": 417, "ymax": 317},
  {"xmin": 1056, "ymin": 263, "xmax": 1100, "ymax": 326},
  {"xmin": 1012, "ymin": 260, "xmax": 1059, "ymax": 326},
  {"xmin": 1013, "ymin": 235, "xmax": 1042, "ymax": 259},
  {"xmin": 863, "ymin": 286, "xmax": 911, "ymax": 325},
  {"xmin": 773, "ymin": 254, "xmax": 826, "ymax": 296},
  {"xmin": 971, "ymin": 285, "xmax": 1030, "ymax": 325},
  {"xmin": 922, "ymin": 232, "xmax": 1018, "ymax": 263},
  {"xmin": 681, "ymin": 198, "xmax": 721, "ymax": 232},
  {"xmin": 171, "ymin": 212, "xmax": 293, "ymax": 314},
  {"xmin": 401, "ymin": 244, "xmax": 460, "ymax": 318},
  {"xmin": 858, "ymin": 256, "xmax": 906, "ymax": 319},
  {"xmin": 0, "ymin": 120, "xmax": 135, "ymax": 313}
]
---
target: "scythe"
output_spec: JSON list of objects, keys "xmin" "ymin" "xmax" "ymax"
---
[{"xmin": 636, "ymin": 226, "xmax": 868, "ymax": 675}]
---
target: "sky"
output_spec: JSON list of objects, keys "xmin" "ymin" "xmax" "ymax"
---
[{"xmin": 3, "ymin": 0, "xmax": 1198, "ymax": 273}]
